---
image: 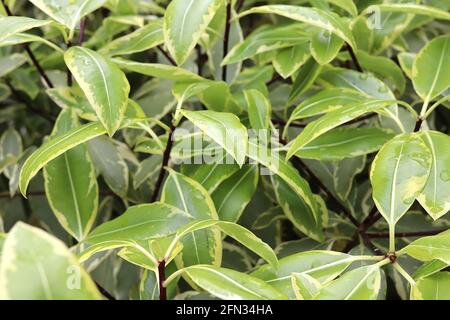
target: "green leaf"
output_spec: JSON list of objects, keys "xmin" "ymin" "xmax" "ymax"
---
[
  {"xmin": 367, "ymin": 4, "xmax": 450, "ymax": 21},
  {"xmin": 237, "ymin": 5, "xmax": 357, "ymax": 50},
  {"xmin": 310, "ymin": 29, "xmax": 344, "ymax": 65},
  {"xmin": 0, "ymin": 16, "xmax": 51, "ymax": 43},
  {"xmin": 251, "ymin": 250, "xmax": 354, "ymax": 298},
  {"xmin": 64, "ymin": 46, "xmax": 130, "ymax": 136},
  {"xmin": 286, "ymin": 99, "xmax": 395, "ymax": 159},
  {"xmin": 0, "ymin": 53, "xmax": 27, "ymax": 78},
  {"xmin": 370, "ymin": 133, "xmax": 432, "ymax": 228},
  {"xmin": 29, "ymin": 0, "xmax": 106, "ymax": 37},
  {"xmin": 163, "ymin": 0, "xmax": 224, "ymax": 66},
  {"xmin": 160, "ymin": 169, "xmax": 221, "ymax": 267},
  {"xmin": 222, "ymin": 23, "xmax": 309, "ymax": 65},
  {"xmin": 19, "ymin": 122, "xmax": 107, "ymax": 196},
  {"xmin": 100, "ymin": 19, "xmax": 164, "ymax": 56},
  {"xmin": 243, "ymin": 89, "xmax": 271, "ymax": 131},
  {"xmin": 177, "ymin": 265, "xmax": 287, "ymax": 300},
  {"xmin": 399, "ymin": 230, "xmax": 450, "ymax": 264},
  {"xmin": 180, "ymin": 110, "xmax": 248, "ymax": 166},
  {"xmin": 398, "ymin": 52, "xmax": 415, "ymax": 79},
  {"xmin": 212, "ymin": 165, "xmax": 258, "ymax": 222},
  {"xmin": 87, "ymin": 136, "xmax": 129, "ymax": 197},
  {"xmin": 413, "ymin": 260, "xmax": 448, "ymax": 280},
  {"xmin": 288, "ymin": 88, "xmax": 367, "ymax": 121},
  {"xmin": 287, "ymin": 58, "xmax": 322, "ymax": 105},
  {"xmin": 44, "ymin": 109, "xmax": 98, "ymax": 241},
  {"xmin": 417, "ymin": 131, "xmax": 450, "ymax": 219},
  {"xmin": 171, "ymin": 219, "xmax": 278, "ymax": 269},
  {"xmin": 46, "ymin": 86, "xmax": 97, "ymax": 121},
  {"xmin": 410, "ymin": 272, "xmax": 450, "ymax": 300},
  {"xmin": 85, "ymin": 202, "xmax": 193, "ymax": 244},
  {"xmin": 291, "ymin": 272, "xmax": 321, "ymax": 300},
  {"xmin": 113, "ymin": 58, "xmax": 204, "ymax": 82},
  {"xmin": 0, "ymin": 33, "xmax": 64, "ymax": 53},
  {"xmin": 0, "ymin": 127, "xmax": 22, "ymax": 179},
  {"xmin": 315, "ymin": 264, "xmax": 382, "ymax": 300},
  {"xmin": 273, "ymin": 43, "xmax": 310, "ymax": 79},
  {"xmin": 412, "ymin": 35, "xmax": 450, "ymax": 102},
  {"xmin": 0, "ymin": 222, "xmax": 101, "ymax": 299},
  {"xmin": 321, "ymin": 0, "xmax": 357, "ymax": 16},
  {"xmin": 295, "ymin": 128, "xmax": 396, "ymax": 161}
]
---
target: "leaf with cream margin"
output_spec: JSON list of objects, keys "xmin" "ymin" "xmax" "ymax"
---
[
  {"xmin": 0, "ymin": 222, "xmax": 101, "ymax": 299},
  {"xmin": 366, "ymin": 4, "xmax": 450, "ymax": 21},
  {"xmin": 19, "ymin": 122, "xmax": 107, "ymax": 196},
  {"xmin": 163, "ymin": 0, "xmax": 224, "ymax": 66},
  {"xmin": 28, "ymin": 0, "xmax": 106, "ymax": 38},
  {"xmin": 398, "ymin": 230, "xmax": 450, "ymax": 264},
  {"xmin": 370, "ymin": 133, "xmax": 431, "ymax": 228},
  {"xmin": 64, "ymin": 46, "xmax": 130, "ymax": 136},
  {"xmin": 160, "ymin": 169, "xmax": 222, "ymax": 267},
  {"xmin": 171, "ymin": 265, "xmax": 287, "ymax": 300},
  {"xmin": 315, "ymin": 264, "xmax": 382, "ymax": 300},
  {"xmin": 273, "ymin": 43, "xmax": 310, "ymax": 79},
  {"xmin": 412, "ymin": 35, "xmax": 450, "ymax": 103},
  {"xmin": 291, "ymin": 273, "xmax": 322, "ymax": 300},
  {"xmin": 417, "ymin": 131, "xmax": 450, "ymax": 219},
  {"xmin": 237, "ymin": 5, "xmax": 357, "ymax": 50},
  {"xmin": 410, "ymin": 272, "xmax": 450, "ymax": 300},
  {"xmin": 310, "ymin": 29, "xmax": 344, "ymax": 65},
  {"xmin": 0, "ymin": 16, "xmax": 52, "ymax": 43},
  {"xmin": 44, "ymin": 109, "xmax": 98, "ymax": 241},
  {"xmin": 180, "ymin": 110, "xmax": 248, "ymax": 166},
  {"xmin": 286, "ymin": 99, "xmax": 396, "ymax": 159}
]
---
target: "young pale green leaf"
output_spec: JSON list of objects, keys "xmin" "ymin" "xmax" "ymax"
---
[
  {"xmin": 398, "ymin": 52, "xmax": 415, "ymax": 79},
  {"xmin": 413, "ymin": 260, "xmax": 448, "ymax": 280},
  {"xmin": 163, "ymin": 0, "xmax": 224, "ymax": 66},
  {"xmin": 410, "ymin": 272, "xmax": 450, "ymax": 300},
  {"xmin": 85, "ymin": 202, "xmax": 193, "ymax": 244},
  {"xmin": 251, "ymin": 250, "xmax": 354, "ymax": 298},
  {"xmin": 64, "ymin": 46, "xmax": 130, "ymax": 136},
  {"xmin": 291, "ymin": 273, "xmax": 322, "ymax": 300},
  {"xmin": 288, "ymin": 88, "xmax": 367, "ymax": 122},
  {"xmin": 100, "ymin": 20, "xmax": 164, "ymax": 56},
  {"xmin": 370, "ymin": 133, "xmax": 432, "ymax": 227},
  {"xmin": 287, "ymin": 58, "xmax": 322, "ymax": 105},
  {"xmin": 212, "ymin": 165, "xmax": 258, "ymax": 222},
  {"xmin": 310, "ymin": 29, "xmax": 344, "ymax": 65},
  {"xmin": 286, "ymin": 99, "xmax": 395, "ymax": 159},
  {"xmin": 237, "ymin": 5, "xmax": 357, "ymax": 50},
  {"xmin": 19, "ymin": 122, "xmax": 107, "ymax": 196},
  {"xmin": 172, "ymin": 219, "xmax": 278, "ymax": 269},
  {"xmin": 367, "ymin": 4, "xmax": 450, "ymax": 21},
  {"xmin": 398, "ymin": 230, "xmax": 450, "ymax": 264},
  {"xmin": 222, "ymin": 23, "xmax": 309, "ymax": 65},
  {"xmin": 161, "ymin": 169, "xmax": 222, "ymax": 267},
  {"xmin": 417, "ymin": 131, "xmax": 450, "ymax": 219},
  {"xmin": 180, "ymin": 110, "xmax": 248, "ymax": 166},
  {"xmin": 295, "ymin": 128, "xmax": 396, "ymax": 161},
  {"xmin": 243, "ymin": 89, "xmax": 271, "ymax": 130},
  {"xmin": 412, "ymin": 35, "xmax": 450, "ymax": 102},
  {"xmin": 0, "ymin": 16, "xmax": 52, "ymax": 42},
  {"xmin": 88, "ymin": 136, "xmax": 129, "ymax": 197},
  {"xmin": 178, "ymin": 265, "xmax": 287, "ymax": 300},
  {"xmin": 315, "ymin": 264, "xmax": 382, "ymax": 300},
  {"xmin": 44, "ymin": 109, "xmax": 99, "ymax": 241},
  {"xmin": 273, "ymin": 43, "xmax": 310, "ymax": 79},
  {"xmin": 0, "ymin": 33, "xmax": 64, "ymax": 53},
  {"xmin": 29, "ymin": 0, "xmax": 106, "ymax": 37},
  {"xmin": 0, "ymin": 222, "xmax": 101, "ymax": 299}
]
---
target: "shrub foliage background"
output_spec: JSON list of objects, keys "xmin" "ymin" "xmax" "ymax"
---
[{"xmin": 0, "ymin": 0, "xmax": 449, "ymax": 300}]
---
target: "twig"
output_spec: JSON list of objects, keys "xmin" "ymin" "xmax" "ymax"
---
[
  {"xmin": 95, "ymin": 282, "xmax": 116, "ymax": 300},
  {"xmin": 151, "ymin": 123, "xmax": 175, "ymax": 202},
  {"xmin": 346, "ymin": 43, "xmax": 363, "ymax": 73},
  {"xmin": 236, "ymin": 0, "xmax": 245, "ymax": 12},
  {"xmin": 77, "ymin": 18, "xmax": 87, "ymax": 46},
  {"xmin": 222, "ymin": 1, "xmax": 232, "ymax": 82},
  {"xmin": 271, "ymin": 119, "xmax": 306, "ymax": 128},
  {"xmin": 157, "ymin": 259, "xmax": 167, "ymax": 300},
  {"xmin": 157, "ymin": 45, "xmax": 177, "ymax": 66},
  {"xmin": 366, "ymin": 228, "xmax": 448, "ymax": 238}
]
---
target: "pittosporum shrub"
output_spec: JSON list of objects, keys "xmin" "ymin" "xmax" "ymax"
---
[{"xmin": 0, "ymin": 0, "xmax": 449, "ymax": 300}]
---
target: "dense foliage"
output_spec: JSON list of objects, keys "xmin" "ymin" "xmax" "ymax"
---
[{"xmin": 0, "ymin": 0, "xmax": 449, "ymax": 300}]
